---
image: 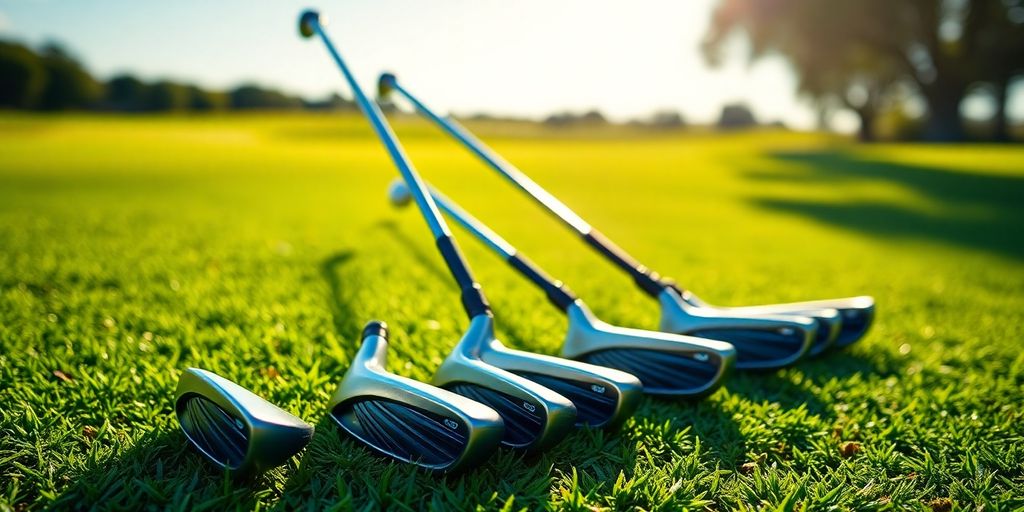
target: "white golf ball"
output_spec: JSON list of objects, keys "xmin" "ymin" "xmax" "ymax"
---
[{"xmin": 388, "ymin": 179, "xmax": 412, "ymax": 206}]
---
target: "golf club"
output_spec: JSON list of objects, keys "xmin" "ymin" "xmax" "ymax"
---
[
  {"xmin": 328, "ymin": 321, "xmax": 504, "ymax": 472},
  {"xmin": 299, "ymin": 11, "xmax": 639, "ymax": 449},
  {"xmin": 390, "ymin": 179, "xmax": 736, "ymax": 397},
  {"xmin": 379, "ymin": 73, "xmax": 874, "ymax": 357},
  {"xmin": 175, "ymin": 368, "xmax": 314, "ymax": 474}
]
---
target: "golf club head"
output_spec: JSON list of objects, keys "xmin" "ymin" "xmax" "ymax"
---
[
  {"xmin": 657, "ymin": 288, "xmax": 816, "ymax": 371},
  {"xmin": 328, "ymin": 321, "xmax": 505, "ymax": 473},
  {"xmin": 476, "ymin": 338, "xmax": 643, "ymax": 429},
  {"xmin": 378, "ymin": 72, "xmax": 398, "ymax": 99},
  {"xmin": 175, "ymin": 368, "xmax": 314, "ymax": 475},
  {"xmin": 298, "ymin": 10, "xmax": 323, "ymax": 39},
  {"xmin": 679, "ymin": 288, "xmax": 843, "ymax": 357},
  {"xmin": 433, "ymin": 314, "xmax": 578, "ymax": 452},
  {"xmin": 560, "ymin": 301, "xmax": 735, "ymax": 397},
  {"xmin": 686, "ymin": 295, "xmax": 874, "ymax": 349}
]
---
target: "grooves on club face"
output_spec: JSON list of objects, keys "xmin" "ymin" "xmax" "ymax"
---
[
  {"xmin": 579, "ymin": 349, "xmax": 724, "ymax": 397},
  {"xmin": 807, "ymin": 310, "xmax": 842, "ymax": 356},
  {"xmin": 327, "ymin": 321, "xmax": 505, "ymax": 473},
  {"xmin": 174, "ymin": 368, "xmax": 314, "ymax": 474},
  {"xmin": 834, "ymin": 300, "xmax": 876, "ymax": 347},
  {"xmin": 689, "ymin": 326, "xmax": 811, "ymax": 370},
  {"xmin": 332, "ymin": 398, "xmax": 471, "ymax": 469},
  {"xmin": 510, "ymin": 371, "xmax": 622, "ymax": 426},
  {"xmin": 444, "ymin": 382, "xmax": 545, "ymax": 449},
  {"xmin": 178, "ymin": 395, "xmax": 248, "ymax": 469}
]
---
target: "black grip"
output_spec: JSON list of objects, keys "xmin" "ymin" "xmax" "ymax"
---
[
  {"xmin": 507, "ymin": 254, "xmax": 578, "ymax": 311},
  {"xmin": 362, "ymin": 320, "xmax": 388, "ymax": 340},
  {"xmin": 460, "ymin": 282, "xmax": 493, "ymax": 318},
  {"xmin": 583, "ymin": 230, "xmax": 666, "ymax": 297}
]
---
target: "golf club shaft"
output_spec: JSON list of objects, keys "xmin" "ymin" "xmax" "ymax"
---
[
  {"xmin": 426, "ymin": 185, "xmax": 577, "ymax": 311},
  {"xmin": 308, "ymin": 20, "xmax": 489, "ymax": 318},
  {"xmin": 388, "ymin": 81, "xmax": 669, "ymax": 298}
]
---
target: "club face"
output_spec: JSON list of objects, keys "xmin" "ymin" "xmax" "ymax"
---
[
  {"xmin": 328, "ymin": 323, "xmax": 504, "ymax": 473},
  {"xmin": 175, "ymin": 368, "xmax": 314, "ymax": 474},
  {"xmin": 509, "ymin": 371, "xmax": 633, "ymax": 428},
  {"xmin": 479, "ymin": 345, "xmax": 643, "ymax": 429},
  {"xmin": 441, "ymin": 381, "xmax": 549, "ymax": 449},
  {"xmin": 683, "ymin": 291, "xmax": 873, "ymax": 351},
  {"xmin": 658, "ymin": 289, "xmax": 814, "ymax": 370},
  {"xmin": 828, "ymin": 297, "xmax": 875, "ymax": 348},
  {"xmin": 562, "ymin": 301, "xmax": 735, "ymax": 397},
  {"xmin": 331, "ymin": 397, "xmax": 478, "ymax": 471},
  {"xmin": 433, "ymin": 315, "xmax": 577, "ymax": 451}
]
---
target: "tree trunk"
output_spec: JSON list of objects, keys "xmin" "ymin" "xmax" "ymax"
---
[
  {"xmin": 921, "ymin": 81, "xmax": 967, "ymax": 142},
  {"xmin": 992, "ymin": 76, "xmax": 1010, "ymax": 142},
  {"xmin": 856, "ymin": 108, "xmax": 876, "ymax": 142}
]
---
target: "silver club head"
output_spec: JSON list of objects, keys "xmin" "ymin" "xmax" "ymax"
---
[
  {"xmin": 678, "ymin": 288, "xmax": 847, "ymax": 356},
  {"xmin": 472, "ymin": 328, "xmax": 643, "ymax": 430},
  {"xmin": 685, "ymin": 294, "xmax": 875, "ymax": 350},
  {"xmin": 561, "ymin": 301, "xmax": 736, "ymax": 397},
  {"xmin": 328, "ymin": 321, "xmax": 504, "ymax": 473},
  {"xmin": 175, "ymin": 368, "xmax": 314, "ymax": 474},
  {"xmin": 658, "ymin": 288, "xmax": 817, "ymax": 370},
  {"xmin": 433, "ymin": 315, "xmax": 580, "ymax": 451},
  {"xmin": 679, "ymin": 288, "xmax": 839, "ymax": 356}
]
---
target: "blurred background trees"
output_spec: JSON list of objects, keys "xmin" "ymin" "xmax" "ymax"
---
[
  {"xmin": 0, "ymin": 40, "xmax": 351, "ymax": 113},
  {"xmin": 2, "ymin": 0, "xmax": 1022, "ymax": 144},
  {"xmin": 703, "ymin": 0, "xmax": 1024, "ymax": 142}
]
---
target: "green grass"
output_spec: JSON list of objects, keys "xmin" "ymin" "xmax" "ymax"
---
[{"xmin": 1, "ymin": 113, "xmax": 1022, "ymax": 511}]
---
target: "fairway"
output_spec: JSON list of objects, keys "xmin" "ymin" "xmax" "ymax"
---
[{"xmin": 1, "ymin": 113, "xmax": 1022, "ymax": 509}]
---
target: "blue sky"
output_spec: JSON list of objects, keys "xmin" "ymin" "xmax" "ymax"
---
[{"xmin": 0, "ymin": 0, "xmax": 1019, "ymax": 129}]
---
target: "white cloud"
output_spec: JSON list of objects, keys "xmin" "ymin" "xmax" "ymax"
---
[{"xmin": 0, "ymin": 11, "xmax": 10, "ymax": 32}]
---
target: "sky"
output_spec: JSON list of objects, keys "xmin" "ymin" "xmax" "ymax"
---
[{"xmin": 0, "ymin": 0, "xmax": 1019, "ymax": 130}]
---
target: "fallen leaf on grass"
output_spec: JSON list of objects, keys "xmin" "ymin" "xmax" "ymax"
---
[
  {"xmin": 840, "ymin": 441, "xmax": 861, "ymax": 457},
  {"xmin": 53, "ymin": 370, "xmax": 73, "ymax": 383},
  {"xmin": 928, "ymin": 498, "xmax": 953, "ymax": 512}
]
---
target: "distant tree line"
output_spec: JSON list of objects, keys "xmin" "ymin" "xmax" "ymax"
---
[{"xmin": 0, "ymin": 40, "xmax": 355, "ymax": 112}]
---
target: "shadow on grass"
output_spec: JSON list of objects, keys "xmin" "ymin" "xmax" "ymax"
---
[
  {"xmin": 375, "ymin": 219, "xmax": 451, "ymax": 283},
  {"xmin": 51, "ymin": 429, "xmax": 279, "ymax": 510},
  {"xmin": 744, "ymin": 150, "xmax": 1024, "ymax": 260}
]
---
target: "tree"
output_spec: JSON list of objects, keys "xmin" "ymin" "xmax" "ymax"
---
[
  {"xmin": 0, "ymin": 41, "xmax": 47, "ymax": 108},
  {"xmin": 717, "ymin": 103, "xmax": 757, "ymax": 129},
  {"xmin": 187, "ymin": 85, "xmax": 228, "ymax": 111},
  {"xmin": 969, "ymin": 0, "xmax": 1024, "ymax": 141},
  {"xmin": 229, "ymin": 84, "xmax": 303, "ymax": 110},
  {"xmin": 36, "ymin": 43, "xmax": 100, "ymax": 110},
  {"xmin": 147, "ymin": 81, "xmax": 190, "ymax": 111},
  {"xmin": 703, "ymin": 0, "xmax": 1024, "ymax": 141},
  {"xmin": 105, "ymin": 74, "xmax": 150, "ymax": 111}
]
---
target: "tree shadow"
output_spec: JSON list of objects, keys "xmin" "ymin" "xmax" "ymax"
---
[{"xmin": 744, "ymin": 150, "xmax": 1024, "ymax": 260}]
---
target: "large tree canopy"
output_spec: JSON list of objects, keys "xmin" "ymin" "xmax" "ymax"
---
[{"xmin": 703, "ymin": 0, "xmax": 1024, "ymax": 141}]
